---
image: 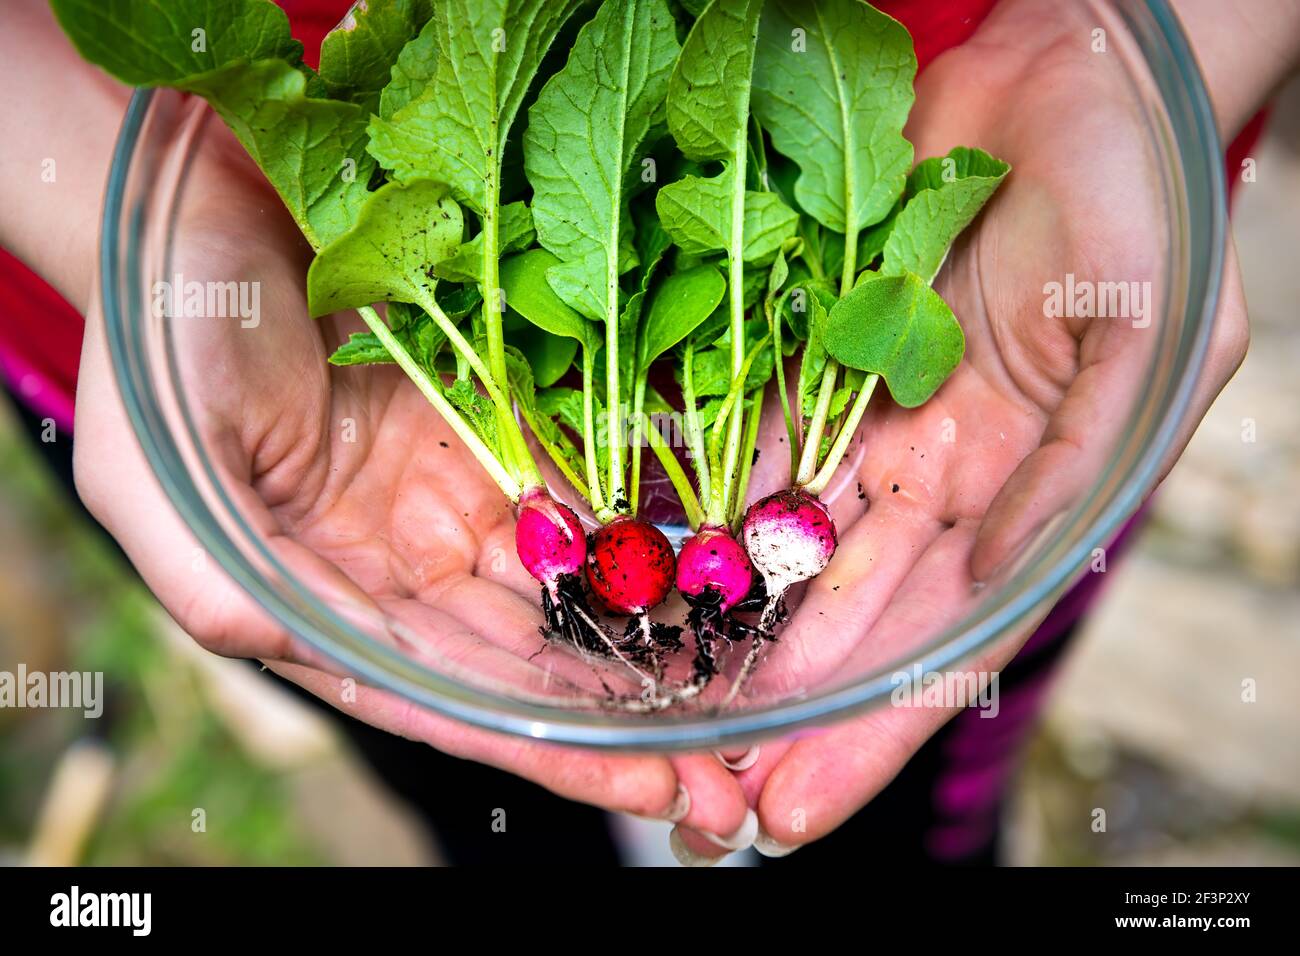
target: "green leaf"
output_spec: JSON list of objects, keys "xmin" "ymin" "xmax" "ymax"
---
[
  {"xmin": 498, "ymin": 249, "xmax": 598, "ymax": 350},
  {"xmin": 306, "ymin": 179, "xmax": 463, "ymax": 317},
  {"xmin": 446, "ymin": 379, "xmax": 498, "ymax": 448},
  {"xmin": 49, "ymin": 0, "xmax": 373, "ymax": 250},
  {"xmin": 659, "ymin": 0, "xmax": 797, "ymax": 267},
  {"xmin": 638, "ymin": 266, "xmax": 726, "ymax": 372},
  {"xmin": 881, "ymin": 147, "xmax": 1010, "ymax": 283},
  {"xmin": 752, "ymin": 0, "xmax": 916, "ymax": 254},
  {"xmin": 797, "ymin": 292, "xmax": 831, "ymax": 416},
  {"xmin": 523, "ymin": 0, "xmax": 681, "ymax": 323},
  {"xmin": 434, "ymin": 202, "xmax": 536, "ymax": 284},
  {"xmin": 366, "ymin": 0, "xmax": 586, "ymax": 214},
  {"xmin": 328, "ymin": 332, "xmax": 394, "ymax": 367},
  {"xmin": 665, "ymin": 0, "xmax": 761, "ymax": 164},
  {"xmin": 656, "ymin": 174, "xmax": 799, "ymax": 262},
  {"xmin": 319, "ymin": 0, "xmax": 433, "ymax": 112},
  {"xmin": 510, "ymin": 325, "xmax": 579, "ymax": 388},
  {"xmin": 49, "ymin": 0, "xmax": 303, "ymax": 86},
  {"xmin": 191, "ymin": 62, "xmax": 376, "ymax": 250},
  {"xmin": 538, "ymin": 387, "xmax": 586, "ymax": 435},
  {"xmin": 822, "ymin": 271, "xmax": 964, "ymax": 408},
  {"xmin": 379, "ymin": 15, "xmax": 440, "ymax": 119}
]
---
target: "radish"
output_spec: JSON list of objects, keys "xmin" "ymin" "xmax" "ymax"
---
[
  {"xmin": 676, "ymin": 525, "xmax": 754, "ymax": 614},
  {"xmin": 585, "ymin": 516, "xmax": 675, "ymax": 615},
  {"xmin": 741, "ymin": 489, "xmax": 837, "ymax": 630}
]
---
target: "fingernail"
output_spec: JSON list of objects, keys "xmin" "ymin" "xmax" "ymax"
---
[
  {"xmin": 700, "ymin": 808, "xmax": 759, "ymax": 851},
  {"xmin": 669, "ymin": 827, "xmax": 723, "ymax": 867},
  {"xmin": 636, "ymin": 783, "xmax": 690, "ymax": 823},
  {"xmin": 714, "ymin": 745, "xmax": 760, "ymax": 771},
  {"xmin": 754, "ymin": 826, "xmax": 800, "ymax": 858}
]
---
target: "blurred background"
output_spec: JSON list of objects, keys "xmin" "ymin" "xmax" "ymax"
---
[{"xmin": 1, "ymin": 78, "xmax": 1297, "ymax": 868}]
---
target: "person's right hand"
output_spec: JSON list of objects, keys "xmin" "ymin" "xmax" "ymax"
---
[{"xmin": 72, "ymin": 118, "xmax": 753, "ymax": 842}]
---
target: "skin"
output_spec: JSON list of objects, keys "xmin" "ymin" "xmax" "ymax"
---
[
  {"xmin": 676, "ymin": 0, "xmax": 1297, "ymax": 859},
  {"xmin": 3, "ymin": 0, "xmax": 1295, "ymax": 860},
  {"xmin": 4, "ymin": 1, "xmax": 751, "ymax": 841}
]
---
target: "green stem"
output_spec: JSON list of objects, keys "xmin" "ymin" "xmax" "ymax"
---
[
  {"xmin": 604, "ymin": 303, "xmax": 625, "ymax": 513},
  {"xmin": 804, "ymin": 373, "xmax": 879, "ymax": 497},
  {"xmin": 581, "ymin": 346, "xmax": 605, "ymax": 512},
  {"xmin": 708, "ymin": 334, "xmax": 770, "ymax": 525},
  {"xmin": 645, "ymin": 418, "xmax": 704, "ymax": 531},
  {"xmin": 514, "ymin": 396, "xmax": 590, "ymax": 503},
  {"xmin": 729, "ymin": 386, "xmax": 765, "ymax": 529},
  {"xmin": 769, "ymin": 292, "xmax": 798, "ymax": 476},
  {"xmin": 718, "ymin": 165, "xmax": 748, "ymax": 527},
  {"xmin": 357, "ymin": 306, "xmax": 520, "ymax": 500},
  {"xmin": 628, "ymin": 374, "xmax": 647, "ymax": 513},
  {"xmin": 409, "ymin": 286, "xmax": 541, "ymax": 488},
  {"xmin": 682, "ymin": 341, "xmax": 711, "ymax": 498},
  {"xmin": 796, "ymin": 361, "xmax": 838, "ymax": 487}
]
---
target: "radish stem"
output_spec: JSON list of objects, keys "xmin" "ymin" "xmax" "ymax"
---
[
  {"xmin": 408, "ymin": 288, "xmax": 541, "ymax": 488},
  {"xmin": 796, "ymin": 362, "xmax": 838, "ymax": 486},
  {"xmin": 628, "ymin": 375, "xmax": 647, "ymax": 513},
  {"xmin": 682, "ymin": 340, "xmax": 711, "ymax": 498},
  {"xmin": 730, "ymin": 387, "xmax": 765, "ymax": 528},
  {"xmin": 356, "ymin": 306, "xmax": 521, "ymax": 500},
  {"xmin": 804, "ymin": 373, "xmax": 879, "ymax": 497},
  {"xmin": 580, "ymin": 346, "xmax": 605, "ymax": 513},
  {"xmin": 644, "ymin": 413, "xmax": 704, "ymax": 530}
]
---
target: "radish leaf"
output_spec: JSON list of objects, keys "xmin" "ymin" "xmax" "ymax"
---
[
  {"xmin": 882, "ymin": 147, "xmax": 1010, "ymax": 282},
  {"xmin": 367, "ymin": 0, "xmax": 585, "ymax": 213},
  {"xmin": 638, "ymin": 266, "xmax": 727, "ymax": 372},
  {"xmin": 319, "ymin": 0, "xmax": 433, "ymax": 112},
  {"xmin": 752, "ymin": 0, "xmax": 915, "ymax": 268},
  {"xmin": 50, "ymin": 0, "xmax": 372, "ymax": 251},
  {"xmin": 823, "ymin": 271, "xmax": 964, "ymax": 408},
  {"xmin": 306, "ymin": 179, "xmax": 463, "ymax": 317},
  {"xmin": 379, "ymin": 15, "xmax": 440, "ymax": 119},
  {"xmin": 523, "ymin": 0, "xmax": 681, "ymax": 323},
  {"xmin": 499, "ymin": 250, "xmax": 599, "ymax": 351}
]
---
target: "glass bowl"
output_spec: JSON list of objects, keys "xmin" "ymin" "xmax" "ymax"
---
[{"xmin": 99, "ymin": 0, "xmax": 1225, "ymax": 750}]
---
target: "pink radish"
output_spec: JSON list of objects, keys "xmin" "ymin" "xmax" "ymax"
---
[
  {"xmin": 515, "ymin": 487, "xmax": 616, "ymax": 654},
  {"xmin": 516, "ymin": 487, "xmax": 587, "ymax": 593},
  {"xmin": 675, "ymin": 525, "xmax": 755, "ymax": 614},
  {"xmin": 741, "ymin": 489, "xmax": 837, "ymax": 626},
  {"xmin": 718, "ymin": 488, "xmax": 837, "ymax": 708}
]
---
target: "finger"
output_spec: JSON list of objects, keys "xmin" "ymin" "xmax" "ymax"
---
[
  {"xmin": 748, "ymin": 494, "xmax": 947, "ymax": 696},
  {"xmin": 668, "ymin": 754, "xmax": 752, "ymax": 837},
  {"xmin": 266, "ymin": 660, "xmax": 689, "ymax": 819},
  {"xmin": 756, "ymin": 523, "xmax": 1028, "ymax": 848},
  {"xmin": 970, "ymin": 240, "xmax": 1248, "ymax": 581}
]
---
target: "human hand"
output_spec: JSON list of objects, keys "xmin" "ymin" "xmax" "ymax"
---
[
  {"xmin": 672, "ymin": 0, "xmax": 1250, "ymax": 861},
  {"xmin": 71, "ymin": 121, "xmax": 753, "ymax": 839}
]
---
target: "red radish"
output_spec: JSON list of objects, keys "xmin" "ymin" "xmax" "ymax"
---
[
  {"xmin": 676, "ymin": 525, "xmax": 754, "ymax": 614},
  {"xmin": 585, "ymin": 516, "xmax": 676, "ymax": 616}
]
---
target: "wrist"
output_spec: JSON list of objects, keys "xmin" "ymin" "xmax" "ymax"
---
[
  {"xmin": 1170, "ymin": 0, "xmax": 1300, "ymax": 140},
  {"xmin": 0, "ymin": 2, "xmax": 131, "ymax": 314}
]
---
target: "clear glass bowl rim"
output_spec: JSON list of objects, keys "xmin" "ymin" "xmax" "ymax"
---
[{"xmin": 100, "ymin": 0, "xmax": 1226, "ymax": 751}]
